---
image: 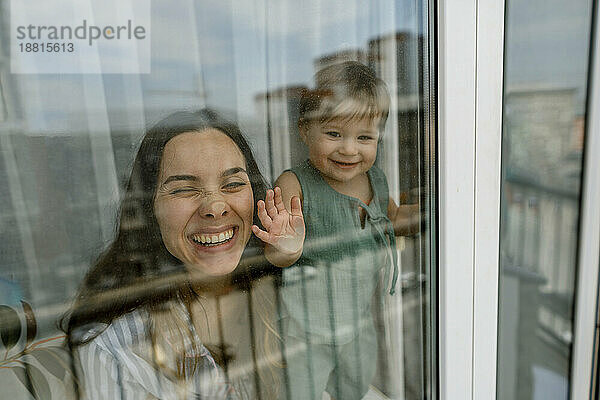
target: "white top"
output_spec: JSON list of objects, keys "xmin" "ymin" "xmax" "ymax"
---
[
  {"xmin": 76, "ymin": 306, "xmax": 240, "ymax": 400},
  {"xmin": 75, "ymin": 276, "xmax": 282, "ymax": 400}
]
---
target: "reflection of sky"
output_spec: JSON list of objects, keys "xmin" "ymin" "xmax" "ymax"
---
[
  {"xmin": 505, "ymin": 0, "xmax": 593, "ymax": 112},
  {"xmin": 11, "ymin": 0, "xmax": 419, "ymax": 132},
  {"xmin": 185, "ymin": 0, "xmax": 416, "ymax": 115},
  {"xmin": 11, "ymin": 0, "xmax": 150, "ymax": 74},
  {"xmin": 7, "ymin": 0, "xmax": 595, "ymax": 131}
]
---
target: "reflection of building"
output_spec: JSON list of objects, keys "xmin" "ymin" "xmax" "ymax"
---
[
  {"xmin": 369, "ymin": 32, "xmax": 423, "ymax": 99},
  {"xmin": 368, "ymin": 32, "xmax": 424, "ymax": 193},
  {"xmin": 254, "ymin": 86, "xmax": 307, "ymax": 178},
  {"xmin": 313, "ymin": 48, "xmax": 367, "ymax": 72},
  {"xmin": 504, "ymin": 87, "xmax": 581, "ymax": 189},
  {"xmin": 253, "ymin": 32, "xmax": 426, "ymax": 192},
  {"xmin": 499, "ymin": 88, "xmax": 585, "ymax": 400}
]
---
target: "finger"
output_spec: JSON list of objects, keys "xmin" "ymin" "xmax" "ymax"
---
[
  {"xmin": 402, "ymin": 203, "xmax": 420, "ymax": 215},
  {"xmin": 388, "ymin": 197, "xmax": 398, "ymax": 218},
  {"xmin": 290, "ymin": 195, "xmax": 303, "ymax": 217},
  {"xmin": 265, "ymin": 189, "xmax": 279, "ymax": 218},
  {"xmin": 273, "ymin": 187, "xmax": 286, "ymax": 213},
  {"xmin": 252, "ymin": 225, "xmax": 275, "ymax": 244},
  {"xmin": 257, "ymin": 200, "xmax": 273, "ymax": 229}
]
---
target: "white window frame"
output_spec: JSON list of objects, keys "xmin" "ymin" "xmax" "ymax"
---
[
  {"xmin": 571, "ymin": 1, "xmax": 600, "ymax": 398},
  {"xmin": 437, "ymin": 0, "xmax": 505, "ymax": 398},
  {"xmin": 439, "ymin": 0, "xmax": 600, "ymax": 399}
]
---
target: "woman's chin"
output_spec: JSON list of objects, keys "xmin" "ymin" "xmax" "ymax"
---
[
  {"xmin": 183, "ymin": 228, "xmax": 248, "ymax": 274},
  {"xmin": 184, "ymin": 252, "xmax": 242, "ymax": 280}
]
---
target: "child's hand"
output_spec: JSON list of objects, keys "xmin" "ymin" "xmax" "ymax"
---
[
  {"xmin": 252, "ymin": 187, "xmax": 305, "ymax": 255},
  {"xmin": 388, "ymin": 197, "xmax": 421, "ymax": 236}
]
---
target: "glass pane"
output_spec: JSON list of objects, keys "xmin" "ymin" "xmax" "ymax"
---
[
  {"xmin": 497, "ymin": 0, "xmax": 595, "ymax": 398},
  {"xmin": 0, "ymin": 1, "xmax": 435, "ymax": 399}
]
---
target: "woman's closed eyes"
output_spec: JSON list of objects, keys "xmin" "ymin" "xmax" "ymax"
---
[{"xmin": 164, "ymin": 176, "xmax": 248, "ymax": 197}]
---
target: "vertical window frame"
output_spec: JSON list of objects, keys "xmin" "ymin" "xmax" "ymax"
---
[
  {"xmin": 571, "ymin": 1, "xmax": 600, "ymax": 398},
  {"xmin": 437, "ymin": 0, "xmax": 505, "ymax": 398}
]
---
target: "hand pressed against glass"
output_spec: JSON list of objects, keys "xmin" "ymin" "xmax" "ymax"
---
[
  {"xmin": 252, "ymin": 186, "xmax": 305, "ymax": 256},
  {"xmin": 154, "ymin": 129, "xmax": 254, "ymax": 278}
]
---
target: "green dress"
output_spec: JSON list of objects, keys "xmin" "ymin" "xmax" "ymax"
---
[{"xmin": 281, "ymin": 160, "xmax": 398, "ymax": 345}]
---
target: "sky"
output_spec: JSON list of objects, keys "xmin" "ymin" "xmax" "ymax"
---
[
  {"xmin": 504, "ymin": 0, "xmax": 593, "ymax": 112},
  {"xmin": 3, "ymin": 0, "xmax": 594, "ymax": 132},
  {"xmin": 6, "ymin": 0, "xmax": 420, "ymax": 132}
]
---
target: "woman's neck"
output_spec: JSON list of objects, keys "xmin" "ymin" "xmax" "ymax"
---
[{"xmin": 188, "ymin": 272, "xmax": 235, "ymax": 298}]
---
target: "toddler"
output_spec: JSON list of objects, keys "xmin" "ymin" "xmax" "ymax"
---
[{"xmin": 252, "ymin": 61, "xmax": 417, "ymax": 400}]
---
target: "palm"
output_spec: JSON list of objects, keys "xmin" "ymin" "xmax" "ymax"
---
[{"xmin": 252, "ymin": 187, "xmax": 305, "ymax": 254}]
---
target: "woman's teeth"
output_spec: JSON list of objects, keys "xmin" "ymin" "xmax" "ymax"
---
[{"xmin": 192, "ymin": 228, "xmax": 234, "ymax": 246}]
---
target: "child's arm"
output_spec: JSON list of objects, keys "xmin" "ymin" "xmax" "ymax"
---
[
  {"xmin": 252, "ymin": 172, "xmax": 305, "ymax": 267},
  {"xmin": 388, "ymin": 197, "xmax": 421, "ymax": 236}
]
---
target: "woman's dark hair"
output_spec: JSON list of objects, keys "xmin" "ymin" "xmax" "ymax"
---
[{"xmin": 64, "ymin": 109, "xmax": 268, "ymax": 343}]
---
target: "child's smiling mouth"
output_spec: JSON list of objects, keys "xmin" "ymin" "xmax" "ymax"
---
[{"xmin": 330, "ymin": 159, "xmax": 360, "ymax": 169}]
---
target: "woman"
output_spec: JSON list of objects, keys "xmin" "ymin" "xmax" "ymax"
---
[{"xmin": 65, "ymin": 109, "xmax": 283, "ymax": 399}]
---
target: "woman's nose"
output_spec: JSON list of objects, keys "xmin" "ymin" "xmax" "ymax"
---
[{"xmin": 199, "ymin": 193, "xmax": 229, "ymax": 218}]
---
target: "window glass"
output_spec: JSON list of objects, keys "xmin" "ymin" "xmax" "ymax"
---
[
  {"xmin": 0, "ymin": 1, "xmax": 434, "ymax": 399},
  {"xmin": 497, "ymin": 0, "xmax": 595, "ymax": 398}
]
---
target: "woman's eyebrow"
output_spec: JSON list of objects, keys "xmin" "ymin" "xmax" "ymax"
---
[
  {"xmin": 161, "ymin": 174, "xmax": 197, "ymax": 186},
  {"xmin": 221, "ymin": 167, "xmax": 247, "ymax": 177}
]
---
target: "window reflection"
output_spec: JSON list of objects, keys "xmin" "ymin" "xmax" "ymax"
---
[
  {"xmin": 497, "ymin": 0, "xmax": 594, "ymax": 398},
  {"xmin": 0, "ymin": 1, "xmax": 433, "ymax": 399}
]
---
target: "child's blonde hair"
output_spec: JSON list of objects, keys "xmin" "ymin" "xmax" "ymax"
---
[{"xmin": 299, "ymin": 61, "xmax": 390, "ymax": 132}]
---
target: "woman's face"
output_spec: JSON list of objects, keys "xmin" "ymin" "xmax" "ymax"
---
[{"xmin": 154, "ymin": 129, "xmax": 254, "ymax": 278}]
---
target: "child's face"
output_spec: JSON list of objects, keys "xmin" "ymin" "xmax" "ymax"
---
[{"xmin": 301, "ymin": 115, "xmax": 380, "ymax": 185}]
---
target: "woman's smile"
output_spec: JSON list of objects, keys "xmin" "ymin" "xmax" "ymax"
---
[{"xmin": 189, "ymin": 226, "xmax": 237, "ymax": 248}]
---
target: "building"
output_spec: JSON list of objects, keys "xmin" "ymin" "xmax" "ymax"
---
[{"xmin": 253, "ymin": 85, "xmax": 307, "ymax": 178}]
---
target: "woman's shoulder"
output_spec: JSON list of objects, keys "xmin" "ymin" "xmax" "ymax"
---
[
  {"xmin": 76, "ymin": 308, "xmax": 150, "ymax": 354},
  {"xmin": 76, "ymin": 306, "xmax": 235, "ymax": 399}
]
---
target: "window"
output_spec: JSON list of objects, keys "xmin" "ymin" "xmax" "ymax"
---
[
  {"xmin": 0, "ymin": 1, "xmax": 435, "ymax": 399},
  {"xmin": 496, "ymin": 0, "xmax": 595, "ymax": 398}
]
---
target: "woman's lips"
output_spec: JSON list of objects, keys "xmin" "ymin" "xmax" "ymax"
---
[
  {"xmin": 188, "ymin": 226, "xmax": 238, "ymax": 252},
  {"xmin": 191, "ymin": 227, "xmax": 234, "ymax": 244}
]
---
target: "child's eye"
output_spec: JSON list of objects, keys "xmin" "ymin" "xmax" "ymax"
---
[
  {"xmin": 325, "ymin": 131, "xmax": 341, "ymax": 138},
  {"xmin": 358, "ymin": 135, "xmax": 375, "ymax": 141}
]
